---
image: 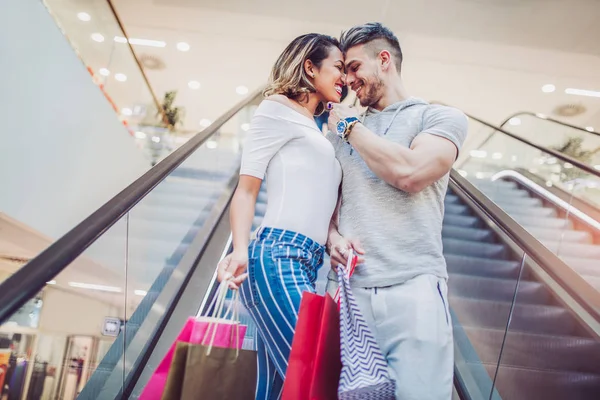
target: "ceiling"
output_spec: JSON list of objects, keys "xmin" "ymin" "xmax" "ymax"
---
[{"xmin": 43, "ymin": 0, "xmax": 600, "ymax": 137}]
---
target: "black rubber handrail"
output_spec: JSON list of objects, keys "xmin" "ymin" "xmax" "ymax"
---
[
  {"xmin": 461, "ymin": 111, "xmax": 600, "ymax": 177},
  {"xmin": 450, "ymin": 169, "xmax": 600, "ymax": 322},
  {"xmin": 500, "ymin": 111, "xmax": 600, "ymax": 138},
  {"xmin": 0, "ymin": 88, "xmax": 264, "ymax": 325}
]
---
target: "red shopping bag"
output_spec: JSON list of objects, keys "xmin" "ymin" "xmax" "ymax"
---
[
  {"xmin": 139, "ymin": 284, "xmax": 247, "ymax": 400},
  {"xmin": 281, "ymin": 291, "xmax": 342, "ymax": 400}
]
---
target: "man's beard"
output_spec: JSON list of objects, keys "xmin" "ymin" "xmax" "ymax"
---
[{"xmin": 358, "ymin": 73, "xmax": 384, "ymax": 108}]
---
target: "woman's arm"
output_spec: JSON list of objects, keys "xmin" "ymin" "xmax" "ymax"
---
[{"xmin": 217, "ymin": 175, "xmax": 262, "ymax": 289}]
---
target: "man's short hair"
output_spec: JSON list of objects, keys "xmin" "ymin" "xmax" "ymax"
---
[{"xmin": 340, "ymin": 22, "xmax": 403, "ymax": 73}]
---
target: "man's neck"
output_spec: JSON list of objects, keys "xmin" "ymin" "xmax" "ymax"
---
[{"xmin": 372, "ymin": 77, "xmax": 409, "ymax": 111}]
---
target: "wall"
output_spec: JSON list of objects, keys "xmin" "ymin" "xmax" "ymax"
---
[{"xmin": 0, "ymin": 0, "xmax": 150, "ymax": 240}]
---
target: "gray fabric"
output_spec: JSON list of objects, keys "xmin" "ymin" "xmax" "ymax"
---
[{"xmin": 327, "ymin": 97, "xmax": 468, "ymax": 288}]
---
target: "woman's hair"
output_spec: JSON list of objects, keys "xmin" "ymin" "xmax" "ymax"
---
[{"xmin": 263, "ymin": 33, "xmax": 340, "ymax": 115}]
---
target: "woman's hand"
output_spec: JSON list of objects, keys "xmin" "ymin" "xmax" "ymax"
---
[
  {"xmin": 327, "ymin": 232, "xmax": 365, "ymax": 270},
  {"xmin": 217, "ymin": 249, "xmax": 249, "ymax": 290}
]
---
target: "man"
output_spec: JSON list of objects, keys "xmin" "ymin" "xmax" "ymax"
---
[{"xmin": 325, "ymin": 22, "xmax": 468, "ymax": 399}]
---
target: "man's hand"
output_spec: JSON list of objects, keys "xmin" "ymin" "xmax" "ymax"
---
[
  {"xmin": 327, "ymin": 103, "xmax": 360, "ymax": 133},
  {"xmin": 216, "ymin": 250, "xmax": 249, "ymax": 290},
  {"xmin": 327, "ymin": 232, "xmax": 365, "ymax": 270}
]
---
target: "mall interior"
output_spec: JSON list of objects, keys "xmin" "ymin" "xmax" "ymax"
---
[{"xmin": 1, "ymin": 0, "xmax": 600, "ymax": 399}]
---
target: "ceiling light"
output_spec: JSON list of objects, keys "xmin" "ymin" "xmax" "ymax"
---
[
  {"xmin": 115, "ymin": 73, "xmax": 127, "ymax": 82},
  {"xmin": 68, "ymin": 282, "xmax": 122, "ymax": 293},
  {"xmin": 113, "ymin": 36, "xmax": 166, "ymax": 48},
  {"xmin": 535, "ymin": 113, "xmax": 547, "ymax": 119},
  {"xmin": 492, "ymin": 152, "xmax": 503, "ymax": 160},
  {"xmin": 586, "ymin": 126, "xmax": 595, "ymax": 132},
  {"xmin": 177, "ymin": 42, "xmax": 190, "ymax": 52},
  {"xmin": 475, "ymin": 172, "xmax": 485, "ymax": 179},
  {"xmin": 469, "ymin": 150, "xmax": 487, "ymax": 158},
  {"xmin": 47, "ymin": 280, "xmax": 56, "ymax": 285},
  {"xmin": 77, "ymin": 12, "xmax": 91, "ymax": 22},
  {"xmin": 546, "ymin": 181, "xmax": 553, "ymax": 187},
  {"xmin": 91, "ymin": 33, "xmax": 105, "ymax": 43},
  {"xmin": 509, "ymin": 117, "xmax": 521, "ymax": 126},
  {"xmin": 188, "ymin": 80, "xmax": 201, "ymax": 90},
  {"xmin": 206, "ymin": 140, "xmax": 218, "ymax": 149},
  {"xmin": 134, "ymin": 290, "xmax": 147, "ymax": 296},
  {"xmin": 565, "ymin": 88, "xmax": 600, "ymax": 98},
  {"xmin": 457, "ymin": 170, "xmax": 468, "ymax": 177},
  {"xmin": 199, "ymin": 119, "xmax": 212, "ymax": 128},
  {"xmin": 134, "ymin": 131, "xmax": 146, "ymax": 139},
  {"xmin": 236, "ymin": 86, "xmax": 249, "ymax": 95},
  {"xmin": 241, "ymin": 123, "xmax": 250, "ymax": 131},
  {"xmin": 541, "ymin": 84, "xmax": 555, "ymax": 93},
  {"xmin": 564, "ymin": 163, "xmax": 573, "ymax": 169},
  {"xmin": 594, "ymin": 165, "xmax": 600, "ymax": 171},
  {"xmin": 121, "ymin": 108, "xmax": 133, "ymax": 116},
  {"xmin": 152, "ymin": 136, "xmax": 161, "ymax": 143},
  {"xmin": 99, "ymin": 68, "xmax": 110, "ymax": 76}
]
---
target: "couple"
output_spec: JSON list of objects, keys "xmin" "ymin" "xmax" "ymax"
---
[{"xmin": 217, "ymin": 22, "xmax": 468, "ymax": 399}]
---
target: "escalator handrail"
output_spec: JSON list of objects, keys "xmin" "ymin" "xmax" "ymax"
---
[
  {"xmin": 462, "ymin": 111, "xmax": 600, "ymax": 177},
  {"xmin": 500, "ymin": 111, "xmax": 600, "ymax": 138},
  {"xmin": 450, "ymin": 169, "xmax": 600, "ymax": 322},
  {"xmin": 0, "ymin": 88, "xmax": 264, "ymax": 325}
]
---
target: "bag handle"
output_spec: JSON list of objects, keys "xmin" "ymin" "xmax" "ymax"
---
[
  {"xmin": 200, "ymin": 280, "xmax": 242, "ymax": 357},
  {"xmin": 333, "ymin": 253, "xmax": 358, "ymax": 304}
]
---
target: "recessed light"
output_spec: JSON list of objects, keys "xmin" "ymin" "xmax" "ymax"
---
[
  {"xmin": 469, "ymin": 150, "xmax": 487, "ymax": 158},
  {"xmin": 188, "ymin": 80, "xmax": 201, "ymax": 90},
  {"xmin": 99, "ymin": 68, "xmax": 110, "ymax": 76},
  {"xmin": 457, "ymin": 170, "xmax": 468, "ymax": 177},
  {"xmin": 152, "ymin": 136, "xmax": 161, "ymax": 143},
  {"xmin": 115, "ymin": 73, "xmax": 127, "ymax": 82},
  {"xmin": 565, "ymin": 88, "xmax": 600, "ymax": 98},
  {"xmin": 206, "ymin": 140, "xmax": 218, "ymax": 149},
  {"xmin": 68, "ymin": 282, "xmax": 122, "ymax": 293},
  {"xmin": 564, "ymin": 163, "xmax": 573, "ymax": 169},
  {"xmin": 77, "ymin": 12, "xmax": 91, "ymax": 22},
  {"xmin": 241, "ymin": 123, "xmax": 250, "ymax": 131},
  {"xmin": 91, "ymin": 33, "xmax": 105, "ymax": 43},
  {"xmin": 535, "ymin": 113, "xmax": 547, "ymax": 119},
  {"xmin": 546, "ymin": 181, "xmax": 553, "ymax": 187},
  {"xmin": 113, "ymin": 36, "xmax": 166, "ymax": 48},
  {"xmin": 135, "ymin": 290, "xmax": 147, "ymax": 296},
  {"xmin": 134, "ymin": 131, "xmax": 146, "ymax": 139},
  {"xmin": 475, "ymin": 172, "xmax": 485, "ymax": 179},
  {"xmin": 121, "ymin": 108, "xmax": 133, "ymax": 116},
  {"xmin": 509, "ymin": 117, "xmax": 521, "ymax": 126},
  {"xmin": 236, "ymin": 86, "xmax": 249, "ymax": 95},
  {"xmin": 199, "ymin": 119, "xmax": 212, "ymax": 128},
  {"xmin": 586, "ymin": 126, "xmax": 595, "ymax": 132},
  {"xmin": 594, "ymin": 165, "xmax": 600, "ymax": 171},
  {"xmin": 47, "ymin": 280, "xmax": 56, "ymax": 285},
  {"xmin": 177, "ymin": 42, "xmax": 190, "ymax": 52},
  {"xmin": 492, "ymin": 152, "xmax": 503, "ymax": 160},
  {"xmin": 541, "ymin": 84, "xmax": 555, "ymax": 93}
]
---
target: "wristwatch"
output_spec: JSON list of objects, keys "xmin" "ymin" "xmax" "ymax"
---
[{"xmin": 336, "ymin": 117, "xmax": 359, "ymax": 142}]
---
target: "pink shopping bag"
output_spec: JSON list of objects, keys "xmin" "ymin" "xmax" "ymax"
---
[{"xmin": 139, "ymin": 284, "xmax": 247, "ymax": 400}]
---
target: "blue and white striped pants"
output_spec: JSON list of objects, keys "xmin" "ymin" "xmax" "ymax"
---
[{"xmin": 240, "ymin": 227, "xmax": 324, "ymax": 400}]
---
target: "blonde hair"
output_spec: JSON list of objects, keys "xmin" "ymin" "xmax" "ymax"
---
[{"xmin": 264, "ymin": 33, "xmax": 340, "ymax": 115}]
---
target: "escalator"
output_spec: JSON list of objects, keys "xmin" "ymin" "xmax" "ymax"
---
[{"xmin": 1, "ymin": 95, "xmax": 599, "ymax": 400}]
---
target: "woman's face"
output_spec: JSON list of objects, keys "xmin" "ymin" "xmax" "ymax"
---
[{"xmin": 312, "ymin": 47, "xmax": 346, "ymax": 104}]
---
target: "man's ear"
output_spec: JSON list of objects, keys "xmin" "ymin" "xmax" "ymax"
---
[{"xmin": 379, "ymin": 50, "xmax": 392, "ymax": 71}]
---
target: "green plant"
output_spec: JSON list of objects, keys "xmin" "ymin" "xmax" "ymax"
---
[
  {"xmin": 553, "ymin": 136, "xmax": 600, "ymax": 180},
  {"xmin": 158, "ymin": 90, "xmax": 185, "ymax": 131}
]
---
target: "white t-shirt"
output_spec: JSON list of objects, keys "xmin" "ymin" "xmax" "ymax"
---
[{"xmin": 240, "ymin": 100, "xmax": 342, "ymax": 244}]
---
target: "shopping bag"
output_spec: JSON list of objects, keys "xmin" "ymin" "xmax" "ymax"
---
[
  {"xmin": 337, "ymin": 254, "xmax": 396, "ymax": 399},
  {"xmin": 141, "ymin": 281, "xmax": 248, "ymax": 400},
  {"xmin": 281, "ymin": 291, "xmax": 342, "ymax": 400}
]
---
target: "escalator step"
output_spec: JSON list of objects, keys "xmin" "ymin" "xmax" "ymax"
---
[
  {"xmin": 444, "ymin": 254, "xmax": 522, "ymax": 279},
  {"xmin": 443, "ymin": 214, "xmax": 480, "ymax": 228},
  {"xmin": 542, "ymin": 240, "xmax": 600, "ymax": 258},
  {"xmin": 525, "ymin": 227, "xmax": 592, "ymax": 244},
  {"xmin": 442, "ymin": 226, "xmax": 495, "ymax": 242},
  {"xmin": 561, "ymin": 257, "xmax": 600, "ymax": 277},
  {"xmin": 443, "ymin": 238, "xmax": 507, "ymax": 258},
  {"xmin": 449, "ymin": 274, "xmax": 550, "ymax": 304},
  {"xmin": 450, "ymin": 297, "xmax": 576, "ymax": 336}
]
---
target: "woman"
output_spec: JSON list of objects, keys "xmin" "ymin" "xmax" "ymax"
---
[{"xmin": 216, "ymin": 33, "xmax": 355, "ymax": 399}]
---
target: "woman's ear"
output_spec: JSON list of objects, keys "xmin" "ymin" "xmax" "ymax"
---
[{"xmin": 304, "ymin": 59, "xmax": 316, "ymax": 79}]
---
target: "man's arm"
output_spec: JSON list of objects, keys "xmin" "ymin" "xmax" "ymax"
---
[{"xmin": 329, "ymin": 104, "xmax": 467, "ymax": 193}]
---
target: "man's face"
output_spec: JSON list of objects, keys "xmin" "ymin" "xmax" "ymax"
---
[{"xmin": 344, "ymin": 44, "xmax": 384, "ymax": 108}]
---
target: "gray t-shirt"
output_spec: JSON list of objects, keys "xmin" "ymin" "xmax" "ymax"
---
[{"xmin": 327, "ymin": 97, "xmax": 468, "ymax": 288}]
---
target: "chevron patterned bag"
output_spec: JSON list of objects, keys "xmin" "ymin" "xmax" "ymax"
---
[{"xmin": 336, "ymin": 255, "xmax": 396, "ymax": 399}]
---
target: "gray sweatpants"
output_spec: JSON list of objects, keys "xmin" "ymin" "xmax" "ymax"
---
[{"xmin": 327, "ymin": 273, "xmax": 454, "ymax": 400}]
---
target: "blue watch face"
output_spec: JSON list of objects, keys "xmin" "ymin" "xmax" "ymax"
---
[{"xmin": 337, "ymin": 120, "xmax": 347, "ymax": 134}]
